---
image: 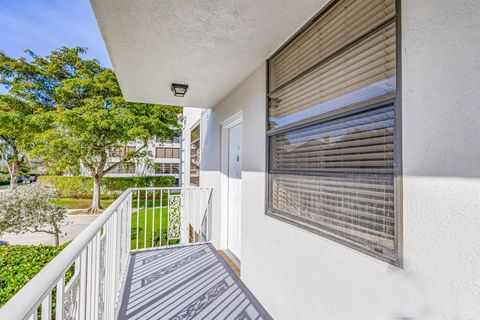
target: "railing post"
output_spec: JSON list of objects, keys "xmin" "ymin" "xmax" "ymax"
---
[
  {"xmin": 160, "ymin": 190, "xmax": 163, "ymax": 246},
  {"xmin": 193, "ymin": 189, "xmax": 197, "ymax": 236},
  {"xmin": 104, "ymin": 219, "xmax": 112, "ymax": 320},
  {"xmin": 78, "ymin": 248, "xmax": 87, "ymax": 320},
  {"xmin": 93, "ymin": 233, "xmax": 101, "ymax": 319},
  {"xmin": 41, "ymin": 293, "xmax": 52, "ymax": 320},
  {"xmin": 55, "ymin": 277, "xmax": 65, "ymax": 320},
  {"xmin": 208, "ymin": 188, "xmax": 213, "ymax": 241},
  {"xmin": 127, "ymin": 191, "xmax": 132, "ymax": 253},
  {"xmin": 167, "ymin": 189, "xmax": 171, "ymax": 245},
  {"xmin": 136, "ymin": 190, "xmax": 140, "ymax": 251},
  {"xmin": 112, "ymin": 210, "xmax": 119, "ymax": 316},
  {"xmin": 89, "ymin": 237, "xmax": 95, "ymax": 319},
  {"xmin": 74, "ymin": 257, "xmax": 81, "ymax": 320},
  {"xmin": 119, "ymin": 203, "xmax": 125, "ymax": 280},
  {"xmin": 144, "ymin": 190, "xmax": 148, "ymax": 249},
  {"xmin": 85, "ymin": 240, "xmax": 93, "ymax": 318},
  {"xmin": 151, "ymin": 190, "xmax": 155, "ymax": 247},
  {"xmin": 180, "ymin": 188, "xmax": 189, "ymax": 245}
]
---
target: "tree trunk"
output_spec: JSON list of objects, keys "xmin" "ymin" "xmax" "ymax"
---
[
  {"xmin": 9, "ymin": 169, "xmax": 18, "ymax": 190},
  {"xmin": 8, "ymin": 159, "xmax": 19, "ymax": 190},
  {"xmin": 53, "ymin": 233, "xmax": 60, "ymax": 246},
  {"xmin": 53, "ymin": 224, "xmax": 61, "ymax": 246},
  {"xmin": 87, "ymin": 174, "xmax": 103, "ymax": 214}
]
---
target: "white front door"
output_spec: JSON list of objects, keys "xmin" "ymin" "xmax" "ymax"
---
[{"xmin": 227, "ymin": 123, "xmax": 242, "ymax": 260}]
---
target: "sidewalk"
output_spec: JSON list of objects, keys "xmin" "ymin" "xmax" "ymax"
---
[{"xmin": 1, "ymin": 213, "xmax": 99, "ymax": 246}]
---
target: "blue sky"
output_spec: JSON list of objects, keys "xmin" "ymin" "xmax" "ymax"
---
[{"xmin": 0, "ymin": 0, "xmax": 111, "ymax": 73}]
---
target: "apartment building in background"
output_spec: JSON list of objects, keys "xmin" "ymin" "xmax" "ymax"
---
[{"xmin": 86, "ymin": 134, "xmax": 182, "ymax": 183}]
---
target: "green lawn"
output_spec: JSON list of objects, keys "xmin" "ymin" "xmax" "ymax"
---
[
  {"xmin": 54, "ymin": 196, "xmax": 176, "ymax": 249},
  {"xmin": 131, "ymin": 198, "xmax": 168, "ymax": 209},
  {"xmin": 130, "ymin": 207, "xmax": 178, "ymax": 249},
  {"xmin": 52, "ymin": 198, "xmax": 168, "ymax": 210},
  {"xmin": 53, "ymin": 198, "xmax": 114, "ymax": 210}
]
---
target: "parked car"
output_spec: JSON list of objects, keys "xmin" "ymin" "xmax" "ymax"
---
[
  {"xmin": 0, "ymin": 240, "xmax": 9, "ymax": 246},
  {"xmin": 18, "ymin": 175, "xmax": 38, "ymax": 184}
]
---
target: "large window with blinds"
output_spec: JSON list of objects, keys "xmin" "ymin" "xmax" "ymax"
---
[{"xmin": 267, "ymin": 0, "xmax": 400, "ymax": 264}]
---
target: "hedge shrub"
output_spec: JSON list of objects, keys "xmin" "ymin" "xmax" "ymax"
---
[
  {"xmin": 38, "ymin": 176, "xmax": 176, "ymax": 199},
  {"xmin": 0, "ymin": 173, "xmax": 9, "ymax": 186},
  {"xmin": 0, "ymin": 244, "xmax": 71, "ymax": 307}
]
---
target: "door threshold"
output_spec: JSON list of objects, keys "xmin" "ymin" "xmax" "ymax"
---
[{"xmin": 218, "ymin": 250, "xmax": 241, "ymax": 277}]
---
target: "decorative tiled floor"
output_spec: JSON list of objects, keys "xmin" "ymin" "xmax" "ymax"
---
[{"xmin": 117, "ymin": 244, "xmax": 271, "ymax": 320}]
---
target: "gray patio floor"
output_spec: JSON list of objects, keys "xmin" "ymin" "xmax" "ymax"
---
[{"xmin": 117, "ymin": 243, "xmax": 272, "ymax": 320}]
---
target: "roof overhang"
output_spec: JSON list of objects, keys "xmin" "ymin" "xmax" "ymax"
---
[{"xmin": 90, "ymin": 0, "xmax": 328, "ymax": 108}]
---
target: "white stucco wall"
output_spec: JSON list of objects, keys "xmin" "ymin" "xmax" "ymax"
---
[
  {"xmin": 198, "ymin": 64, "xmax": 426, "ymax": 320},
  {"xmin": 188, "ymin": 1, "xmax": 480, "ymax": 319},
  {"xmin": 401, "ymin": 0, "xmax": 480, "ymax": 318}
]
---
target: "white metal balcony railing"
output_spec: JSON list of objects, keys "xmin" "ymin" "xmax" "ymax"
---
[{"xmin": 0, "ymin": 187, "xmax": 213, "ymax": 320}]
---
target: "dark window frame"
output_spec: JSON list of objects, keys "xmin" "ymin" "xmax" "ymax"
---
[{"xmin": 265, "ymin": 0, "xmax": 402, "ymax": 267}]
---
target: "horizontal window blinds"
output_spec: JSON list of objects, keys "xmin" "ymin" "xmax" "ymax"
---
[
  {"xmin": 270, "ymin": 106, "xmax": 394, "ymax": 174},
  {"xmin": 155, "ymin": 163, "xmax": 180, "ymax": 174},
  {"xmin": 270, "ymin": 25, "xmax": 395, "ymax": 125},
  {"xmin": 270, "ymin": 0, "xmax": 395, "ymax": 91},
  {"xmin": 266, "ymin": 0, "xmax": 398, "ymax": 264},
  {"xmin": 269, "ymin": 0, "xmax": 396, "ymax": 129},
  {"xmin": 156, "ymin": 148, "xmax": 165, "ymax": 158},
  {"xmin": 156, "ymin": 147, "xmax": 180, "ymax": 158},
  {"xmin": 269, "ymin": 104, "xmax": 396, "ymax": 260}
]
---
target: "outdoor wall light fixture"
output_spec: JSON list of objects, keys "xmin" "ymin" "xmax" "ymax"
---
[{"xmin": 171, "ymin": 83, "xmax": 189, "ymax": 97}]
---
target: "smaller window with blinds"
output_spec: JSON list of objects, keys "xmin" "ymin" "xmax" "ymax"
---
[
  {"xmin": 190, "ymin": 124, "xmax": 201, "ymax": 186},
  {"xmin": 267, "ymin": 0, "xmax": 400, "ymax": 265},
  {"xmin": 154, "ymin": 163, "xmax": 180, "ymax": 174},
  {"xmin": 107, "ymin": 162, "xmax": 135, "ymax": 174},
  {"xmin": 156, "ymin": 147, "xmax": 180, "ymax": 159}
]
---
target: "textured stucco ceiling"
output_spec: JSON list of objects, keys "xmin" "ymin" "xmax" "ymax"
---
[{"xmin": 90, "ymin": 0, "xmax": 328, "ymax": 108}]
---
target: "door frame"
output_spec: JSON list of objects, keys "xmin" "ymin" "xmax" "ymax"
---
[{"xmin": 220, "ymin": 111, "xmax": 243, "ymax": 261}]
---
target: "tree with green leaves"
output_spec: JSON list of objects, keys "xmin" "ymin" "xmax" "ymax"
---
[
  {"xmin": 0, "ymin": 47, "xmax": 181, "ymax": 213},
  {"xmin": 50, "ymin": 83, "xmax": 181, "ymax": 213},
  {"xmin": 0, "ymin": 48, "xmax": 65, "ymax": 188},
  {"xmin": 0, "ymin": 95, "xmax": 51, "ymax": 189}
]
